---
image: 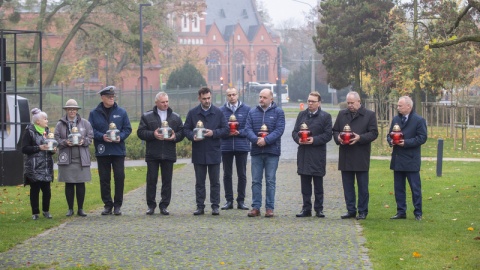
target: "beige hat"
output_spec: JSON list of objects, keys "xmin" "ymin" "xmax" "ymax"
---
[{"xmin": 63, "ymin": 99, "xmax": 81, "ymax": 109}]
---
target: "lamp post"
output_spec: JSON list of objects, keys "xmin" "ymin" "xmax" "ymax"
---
[
  {"xmin": 292, "ymin": 0, "xmax": 317, "ymax": 92},
  {"xmin": 105, "ymin": 53, "xmax": 108, "ymax": 86},
  {"xmin": 139, "ymin": 3, "xmax": 151, "ymax": 115}
]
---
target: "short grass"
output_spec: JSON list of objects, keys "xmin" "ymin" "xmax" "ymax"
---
[
  {"xmin": 365, "ymin": 160, "xmax": 480, "ymax": 269},
  {"xmin": 0, "ymin": 165, "xmax": 184, "ymax": 253}
]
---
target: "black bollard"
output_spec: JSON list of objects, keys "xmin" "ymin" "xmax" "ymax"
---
[{"xmin": 436, "ymin": 138, "xmax": 443, "ymax": 177}]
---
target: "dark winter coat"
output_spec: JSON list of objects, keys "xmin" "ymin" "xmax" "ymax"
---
[
  {"xmin": 184, "ymin": 104, "xmax": 229, "ymax": 165},
  {"xmin": 220, "ymin": 102, "xmax": 251, "ymax": 153},
  {"xmin": 21, "ymin": 125, "xmax": 54, "ymax": 184},
  {"xmin": 387, "ymin": 111, "xmax": 427, "ymax": 172},
  {"xmin": 54, "ymin": 114, "xmax": 94, "ymax": 167},
  {"xmin": 137, "ymin": 106, "xmax": 185, "ymax": 162},
  {"xmin": 88, "ymin": 102, "xmax": 132, "ymax": 156},
  {"xmin": 332, "ymin": 106, "xmax": 378, "ymax": 171},
  {"xmin": 292, "ymin": 109, "xmax": 332, "ymax": 177},
  {"xmin": 245, "ymin": 102, "xmax": 285, "ymax": 156}
]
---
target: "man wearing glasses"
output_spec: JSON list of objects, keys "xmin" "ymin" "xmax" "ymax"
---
[
  {"xmin": 332, "ymin": 91, "xmax": 378, "ymax": 220},
  {"xmin": 292, "ymin": 92, "xmax": 332, "ymax": 218},
  {"xmin": 219, "ymin": 88, "xmax": 251, "ymax": 211},
  {"xmin": 89, "ymin": 86, "xmax": 132, "ymax": 216}
]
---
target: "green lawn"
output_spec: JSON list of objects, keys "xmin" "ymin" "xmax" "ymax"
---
[{"xmin": 365, "ymin": 160, "xmax": 480, "ymax": 269}]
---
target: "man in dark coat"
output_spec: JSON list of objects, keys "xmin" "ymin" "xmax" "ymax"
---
[
  {"xmin": 387, "ymin": 96, "xmax": 427, "ymax": 221},
  {"xmin": 220, "ymin": 88, "xmax": 251, "ymax": 211},
  {"xmin": 137, "ymin": 92, "xmax": 185, "ymax": 216},
  {"xmin": 184, "ymin": 87, "xmax": 229, "ymax": 216},
  {"xmin": 332, "ymin": 91, "xmax": 378, "ymax": 220},
  {"xmin": 292, "ymin": 92, "xmax": 332, "ymax": 218}
]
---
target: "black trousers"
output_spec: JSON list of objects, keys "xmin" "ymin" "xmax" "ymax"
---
[
  {"xmin": 30, "ymin": 181, "xmax": 51, "ymax": 215},
  {"xmin": 146, "ymin": 159, "xmax": 174, "ymax": 209},
  {"xmin": 97, "ymin": 156, "xmax": 125, "ymax": 208},
  {"xmin": 341, "ymin": 171, "xmax": 369, "ymax": 215},
  {"xmin": 300, "ymin": 174, "xmax": 324, "ymax": 212},
  {"xmin": 65, "ymin": 183, "xmax": 86, "ymax": 210},
  {"xmin": 194, "ymin": 163, "xmax": 220, "ymax": 209},
  {"xmin": 221, "ymin": 151, "xmax": 248, "ymax": 203}
]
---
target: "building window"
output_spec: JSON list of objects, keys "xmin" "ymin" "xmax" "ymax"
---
[
  {"xmin": 192, "ymin": 13, "xmax": 200, "ymax": 32},
  {"xmin": 182, "ymin": 15, "xmax": 189, "ymax": 32},
  {"xmin": 207, "ymin": 50, "xmax": 222, "ymax": 84},
  {"xmin": 257, "ymin": 50, "xmax": 269, "ymax": 82},
  {"xmin": 233, "ymin": 50, "xmax": 245, "ymax": 88},
  {"xmin": 237, "ymin": 35, "xmax": 240, "ymax": 41},
  {"xmin": 213, "ymin": 35, "xmax": 216, "ymax": 41}
]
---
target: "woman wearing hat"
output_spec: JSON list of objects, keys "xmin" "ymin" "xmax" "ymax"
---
[{"xmin": 54, "ymin": 99, "xmax": 94, "ymax": 217}]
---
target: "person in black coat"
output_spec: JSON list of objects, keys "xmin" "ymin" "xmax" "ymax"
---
[
  {"xmin": 332, "ymin": 91, "xmax": 378, "ymax": 220},
  {"xmin": 292, "ymin": 92, "xmax": 332, "ymax": 218},
  {"xmin": 137, "ymin": 92, "xmax": 185, "ymax": 216},
  {"xmin": 387, "ymin": 96, "xmax": 427, "ymax": 221},
  {"xmin": 184, "ymin": 87, "xmax": 229, "ymax": 216}
]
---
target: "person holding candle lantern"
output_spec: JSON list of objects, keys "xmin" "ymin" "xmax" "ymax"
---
[
  {"xmin": 21, "ymin": 108, "xmax": 56, "ymax": 220},
  {"xmin": 184, "ymin": 87, "xmax": 229, "ymax": 216},
  {"xmin": 387, "ymin": 96, "xmax": 427, "ymax": 221},
  {"xmin": 137, "ymin": 92, "xmax": 185, "ymax": 216},
  {"xmin": 219, "ymin": 88, "xmax": 251, "ymax": 211},
  {"xmin": 292, "ymin": 92, "xmax": 332, "ymax": 218},
  {"xmin": 89, "ymin": 86, "xmax": 132, "ymax": 216},
  {"xmin": 332, "ymin": 91, "xmax": 378, "ymax": 220},
  {"xmin": 245, "ymin": 88, "xmax": 285, "ymax": 218},
  {"xmin": 54, "ymin": 99, "xmax": 94, "ymax": 217}
]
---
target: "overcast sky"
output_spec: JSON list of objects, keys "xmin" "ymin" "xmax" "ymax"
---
[{"xmin": 262, "ymin": 0, "xmax": 319, "ymax": 27}]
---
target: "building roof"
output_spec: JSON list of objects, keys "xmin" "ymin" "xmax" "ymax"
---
[{"xmin": 206, "ymin": 0, "xmax": 261, "ymax": 41}]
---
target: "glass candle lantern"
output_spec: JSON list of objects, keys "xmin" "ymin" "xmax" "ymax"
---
[
  {"xmin": 68, "ymin": 126, "xmax": 81, "ymax": 145},
  {"xmin": 107, "ymin": 122, "xmax": 120, "ymax": 141},
  {"xmin": 257, "ymin": 124, "xmax": 269, "ymax": 138},
  {"xmin": 158, "ymin": 121, "xmax": 173, "ymax": 139},
  {"xmin": 44, "ymin": 132, "xmax": 58, "ymax": 151},
  {"xmin": 297, "ymin": 122, "xmax": 312, "ymax": 143},
  {"xmin": 339, "ymin": 124, "xmax": 353, "ymax": 144},
  {"xmin": 228, "ymin": 114, "xmax": 239, "ymax": 134},
  {"xmin": 389, "ymin": 123, "xmax": 404, "ymax": 145},
  {"xmin": 193, "ymin": 120, "xmax": 206, "ymax": 140}
]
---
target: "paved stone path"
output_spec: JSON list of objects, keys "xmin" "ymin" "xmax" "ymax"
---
[{"xmin": 0, "ymin": 118, "xmax": 371, "ymax": 269}]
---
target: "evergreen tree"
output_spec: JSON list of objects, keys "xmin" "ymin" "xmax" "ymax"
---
[{"xmin": 166, "ymin": 62, "xmax": 207, "ymax": 89}]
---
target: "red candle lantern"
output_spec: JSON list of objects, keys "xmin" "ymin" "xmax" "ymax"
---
[
  {"xmin": 297, "ymin": 122, "xmax": 312, "ymax": 143},
  {"xmin": 339, "ymin": 124, "xmax": 353, "ymax": 144},
  {"xmin": 228, "ymin": 114, "xmax": 239, "ymax": 134},
  {"xmin": 257, "ymin": 124, "xmax": 269, "ymax": 138},
  {"xmin": 389, "ymin": 123, "xmax": 404, "ymax": 145}
]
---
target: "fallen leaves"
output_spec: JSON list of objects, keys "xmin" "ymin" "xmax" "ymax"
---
[
  {"xmin": 412, "ymin": 251, "xmax": 422, "ymax": 258},
  {"xmin": 467, "ymin": 227, "xmax": 474, "ymax": 231}
]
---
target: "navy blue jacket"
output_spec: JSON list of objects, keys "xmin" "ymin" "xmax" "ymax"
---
[
  {"xmin": 387, "ymin": 111, "xmax": 427, "ymax": 172},
  {"xmin": 184, "ymin": 104, "xmax": 229, "ymax": 165},
  {"xmin": 220, "ymin": 102, "xmax": 251, "ymax": 153},
  {"xmin": 245, "ymin": 102, "xmax": 285, "ymax": 156},
  {"xmin": 88, "ymin": 102, "xmax": 132, "ymax": 157}
]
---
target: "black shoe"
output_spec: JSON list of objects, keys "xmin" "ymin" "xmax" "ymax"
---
[
  {"xmin": 390, "ymin": 213, "xmax": 407, "ymax": 219},
  {"xmin": 193, "ymin": 208, "xmax": 205, "ymax": 215},
  {"xmin": 237, "ymin": 202, "xmax": 249, "ymax": 210},
  {"xmin": 32, "ymin": 214, "xmax": 39, "ymax": 220},
  {"xmin": 356, "ymin": 213, "xmax": 367, "ymax": 220},
  {"xmin": 296, "ymin": 209, "xmax": 312, "ymax": 217},
  {"xmin": 43, "ymin": 211, "xmax": 53, "ymax": 219},
  {"xmin": 415, "ymin": 215, "xmax": 422, "ymax": 221},
  {"xmin": 77, "ymin": 209, "xmax": 87, "ymax": 217},
  {"xmin": 316, "ymin": 211, "xmax": 325, "ymax": 218},
  {"xmin": 341, "ymin": 212, "xmax": 356, "ymax": 219},
  {"xmin": 66, "ymin": 209, "xmax": 74, "ymax": 217},
  {"xmin": 101, "ymin": 207, "xmax": 112, "ymax": 215},
  {"xmin": 146, "ymin": 208, "xmax": 155, "ymax": 215},
  {"xmin": 212, "ymin": 208, "xmax": 220, "ymax": 215},
  {"xmin": 113, "ymin": 206, "xmax": 122, "ymax": 216},
  {"xmin": 221, "ymin": 201, "xmax": 233, "ymax": 210},
  {"xmin": 160, "ymin": 208, "xmax": 169, "ymax": 215}
]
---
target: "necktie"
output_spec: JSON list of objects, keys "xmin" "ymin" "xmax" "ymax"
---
[
  {"xmin": 401, "ymin": 116, "xmax": 407, "ymax": 124},
  {"xmin": 232, "ymin": 105, "xmax": 236, "ymax": 113}
]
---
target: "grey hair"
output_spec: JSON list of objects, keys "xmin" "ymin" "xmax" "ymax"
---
[
  {"xmin": 155, "ymin": 92, "xmax": 168, "ymax": 101},
  {"xmin": 31, "ymin": 108, "xmax": 48, "ymax": 124},
  {"xmin": 400, "ymin": 96, "xmax": 413, "ymax": 107},
  {"xmin": 346, "ymin": 91, "xmax": 360, "ymax": 101}
]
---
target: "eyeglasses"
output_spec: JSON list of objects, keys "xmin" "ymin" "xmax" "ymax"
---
[
  {"xmin": 66, "ymin": 109, "xmax": 78, "ymax": 112},
  {"xmin": 103, "ymin": 95, "xmax": 116, "ymax": 99},
  {"xmin": 307, "ymin": 100, "xmax": 319, "ymax": 103}
]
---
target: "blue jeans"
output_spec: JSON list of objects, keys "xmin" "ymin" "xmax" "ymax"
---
[{"xmin": 251, "ymin": 154, "xmax": 279, "ymax": 210}]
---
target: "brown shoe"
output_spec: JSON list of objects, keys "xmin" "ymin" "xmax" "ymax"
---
[
  {"xmin": 265, "ymin": 209, "xmax": 274, "ymax": 218},
  {"xmin": 247, "ymin": 208, "xmax": 261, "ymax": 217}
]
